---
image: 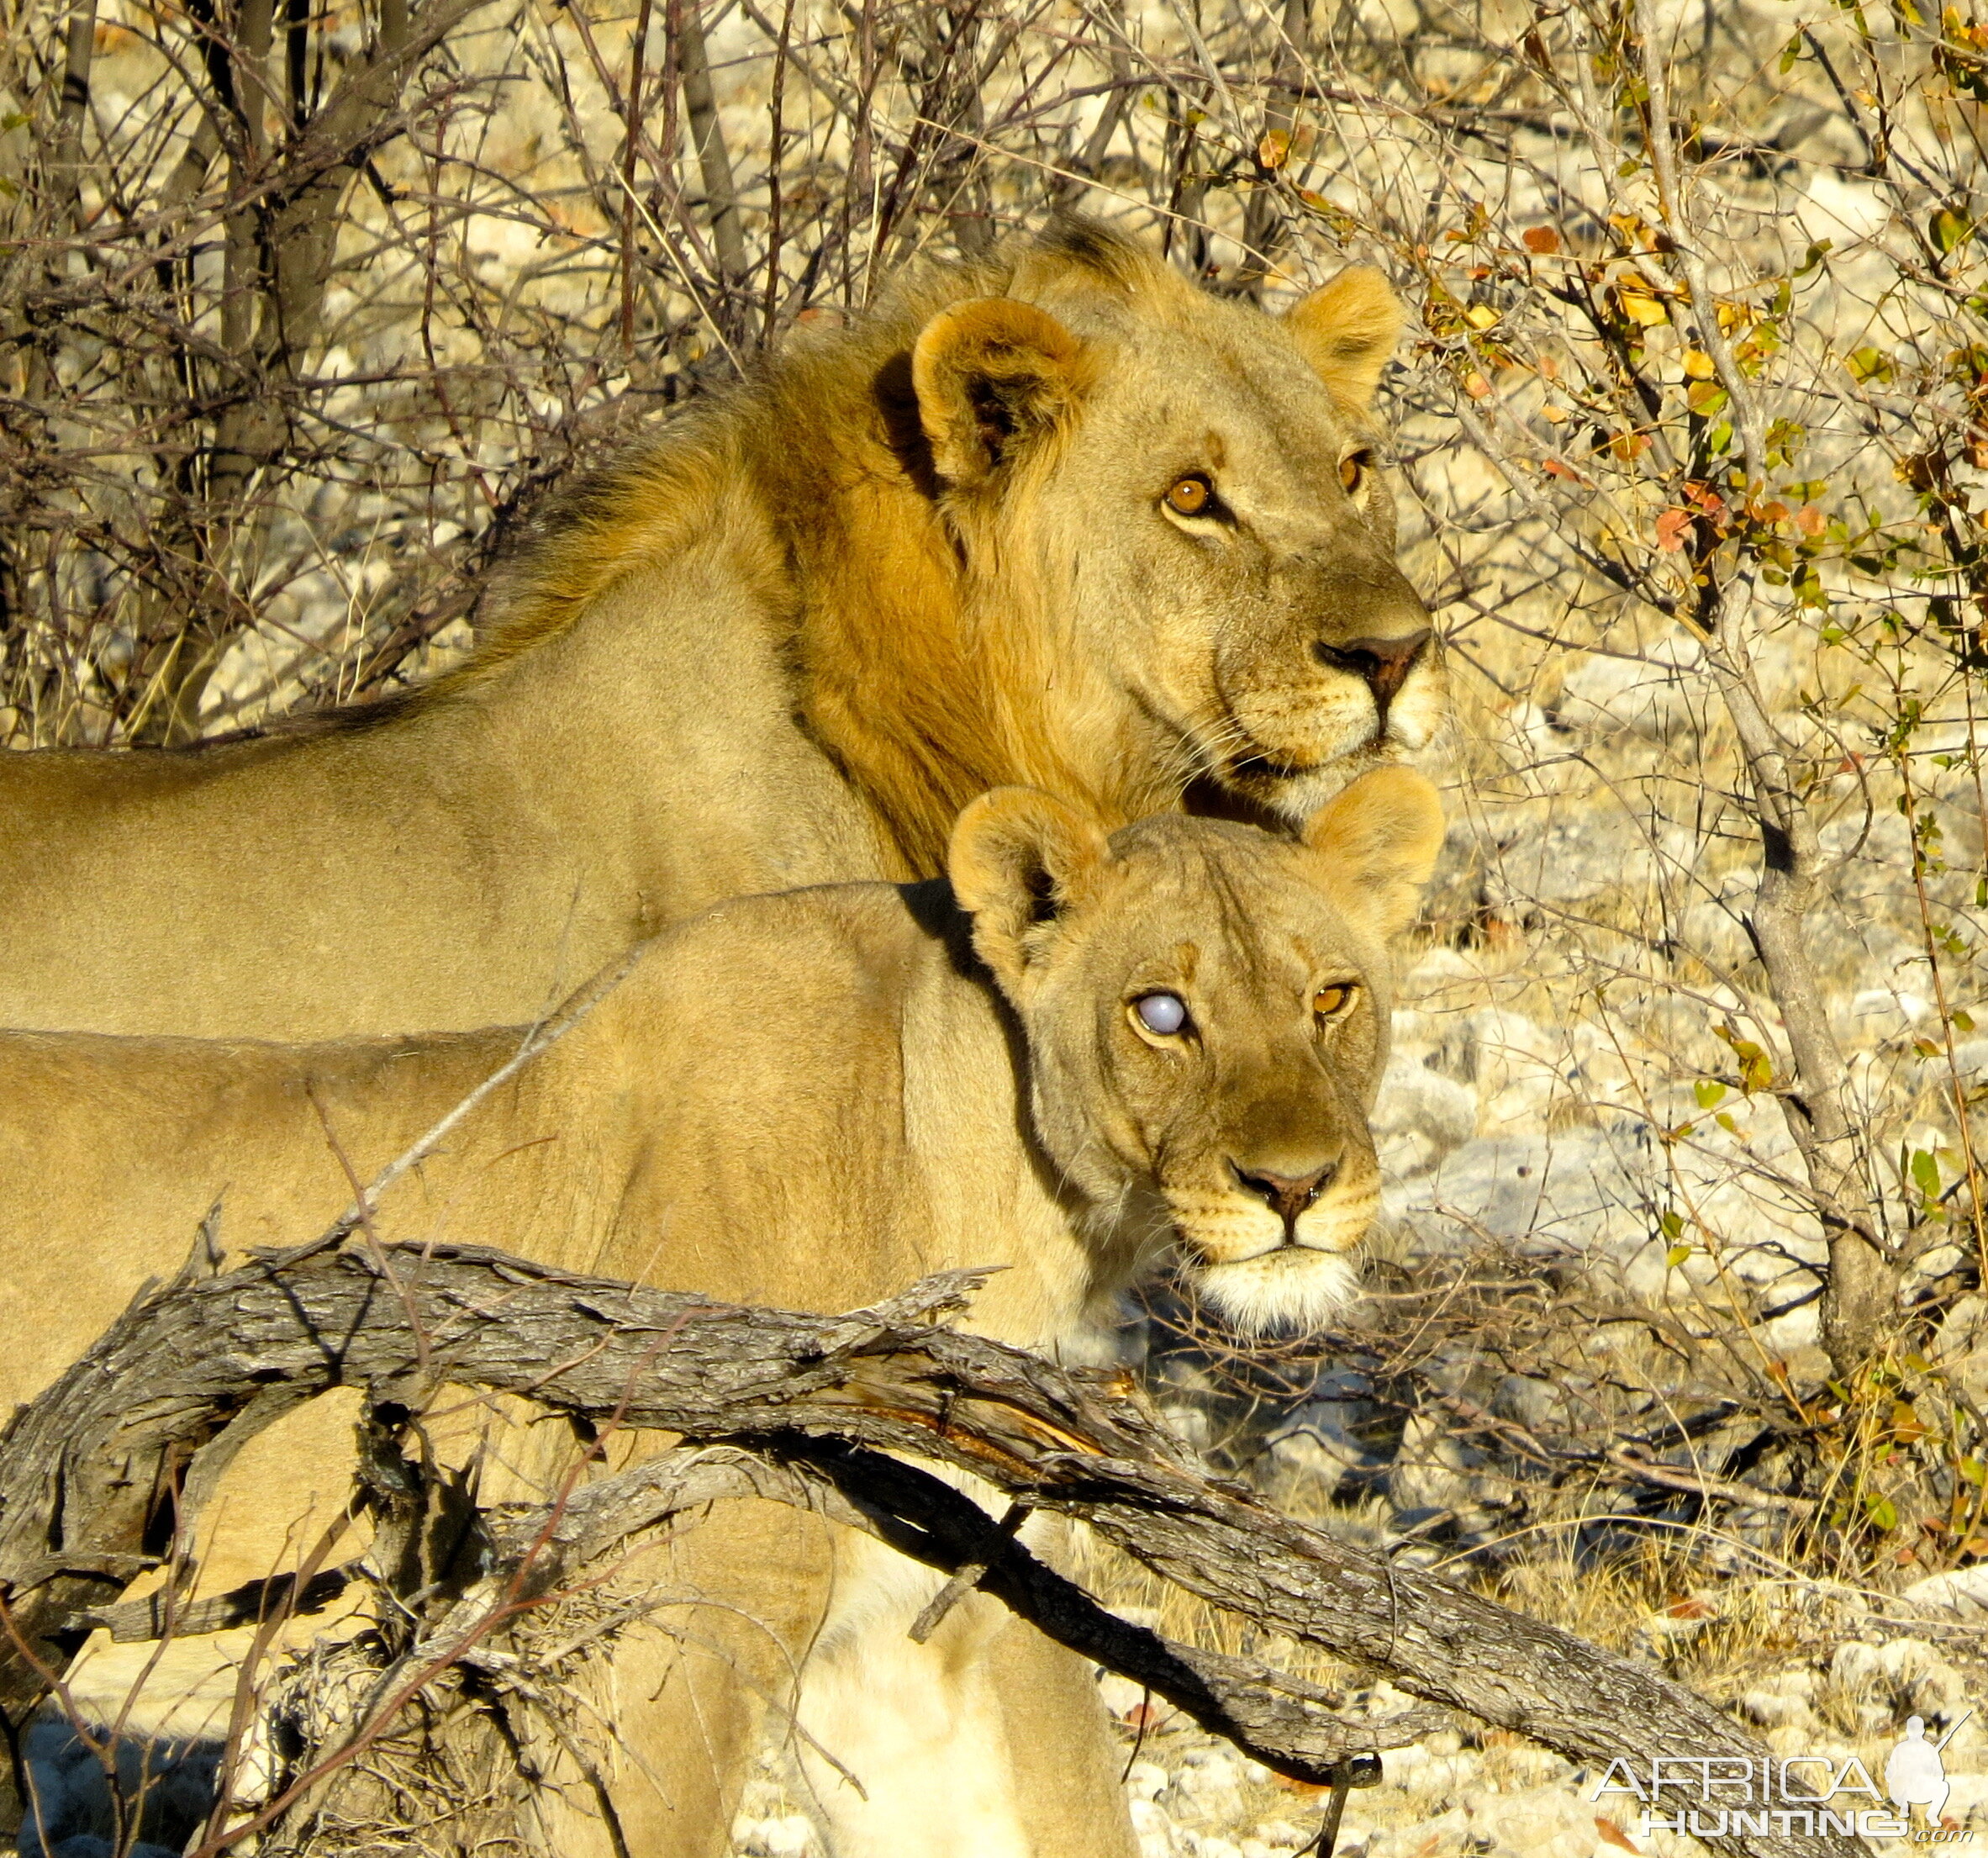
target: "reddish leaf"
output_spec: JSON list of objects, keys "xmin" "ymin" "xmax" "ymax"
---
[
  {"xmin": 1655, "ymin": 507, "xmax": 1693, "ymax": 551},
  {"xmin": 1522, "ymin": 226, "xmax": 1561, "ymax": 255}
]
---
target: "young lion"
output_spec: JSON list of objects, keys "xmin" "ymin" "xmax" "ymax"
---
[{"xmin": 0, "ymin": 767, "xmax": 1442, "ymax": 1858}]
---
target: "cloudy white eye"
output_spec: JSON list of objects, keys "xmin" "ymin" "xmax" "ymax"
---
[{"xmin": 1133, "ymin": 992, "xmax": 1190, "ymax": 1036}]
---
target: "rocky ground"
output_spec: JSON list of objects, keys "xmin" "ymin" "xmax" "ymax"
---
[{"xmin": 725, "ymin": 1620, "xmax": 1988, "ymax": 1858}]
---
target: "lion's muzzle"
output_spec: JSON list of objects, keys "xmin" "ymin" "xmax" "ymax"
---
[{"xmin": 1313, "ymin": 630, "xmax": 1434, "ymax": 742}]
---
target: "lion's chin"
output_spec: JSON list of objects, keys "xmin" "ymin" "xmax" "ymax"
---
[
  {"xmin": 1219, "ymin": 671, "xmax": 1450, "ymax": 822},
  {"xmin": 1187, "ymin": 1245, "xmax": 1361, "ymax": 1336}
]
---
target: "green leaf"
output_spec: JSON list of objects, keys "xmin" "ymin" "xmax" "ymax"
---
[
  {"xmin": 1666, "ymin": 1244, "xmax": 1693, "ymax": 1269},
  {"xmin": 1694, "ymin": 1079, "xmax": 1727, "ymax": 1109},
  {"xmin": 1794, "ymin": 240, "xmax": 1832, "ymax": 278},
  {"xmin": 1961, "ymin": 1456, "xmax": 1987, "ymax": 1487},
  {"xmin": 1933, "ymin": 207, "xmax": 1973, "ymax": 254},
  {"xmin": 1659, "ymin": 1209, "xmax": 1685, "ymax": 1240},
  {"xmin": 1912, "ymin": 1148, "xmax": 1942, "ymax": 1197},
  {"xmin": 1864, "ymin": 1494, "xmax": 1899, "ymax": 1532},
  {"xmin": 1846, "ymin": 346, "xmax": 1895, "ymax": 384},
  {"xmin": 1954, "ymin": 1010, "xmax": 1975, "ymax": 1033},
  {"xmin": 1716, "ymin": 1111, "xmax": 1739, "ymax": 1134}
]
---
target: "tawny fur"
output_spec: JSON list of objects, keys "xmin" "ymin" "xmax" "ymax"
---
[
  {"xmin": 0, "ymin": 772, "xmax": 1442, "ymax": 1858},
  {"xmin": 0, "ymin": 219, "xmax": 1443, "ymax": 1039}
]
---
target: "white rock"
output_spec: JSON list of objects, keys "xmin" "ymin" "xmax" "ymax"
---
[
  {"xmin": 1126, "ymin": 1760, "xmax": 1171, "ymax": 1803},
  {"xmin": 1386, "ymin": 1129, "xmax": 1653, "ymax": 1269},
  {"xmin": 1741, "ymin": 1686, "xmax": 1816, "ymax": 1730},
  {"xmin": 1476, "ymin": 806, "xmax": 1658, "ymax": 909},
  {"xmin": 1556, "ymin": 636, "xmax": 1706, "ymax": 740},
  {"xmin": 1470, "ymin": 1783, "xmax": 1600, "ymax": 1858},
  {"xmin": 1892, "ymin": 1567, "xmax": 1988, "ymax": 1631},
  {"xmin": 1380, "ymin": 1743, "xmax": 1431, "ymax": 1784},
  {"xmin": 1372, "ymin": 1053, "xmax": 1479, "ymax": 1160},
  {"xmin": 1848, "ymin": 986, "xmax": 1934, "ymax": 1032},
  {"xmin": 735, "ymin": 1814, "xmax": 820, "ymax": 1858}
]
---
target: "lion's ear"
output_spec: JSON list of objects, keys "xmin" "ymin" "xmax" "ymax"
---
[
  {"xmin": 1300, "ymin": 766, "xmax": 1444, "ymax": 937},
  {"xmin": 949, "ymin": 787, "xmax": 1110, "ymax": 993},
  {"xmin": 1285, "ymin": 267, "xmax": 1403, "ymax": 409},
  {"xmin": 912, "ymin": 300, "xmax": 1091, "ymax": 488}
]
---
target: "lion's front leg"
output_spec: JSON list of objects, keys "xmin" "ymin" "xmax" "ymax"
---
[{"xmin": 789, "ymin": 1527, "xmax": 1137, "ymax": 1858}]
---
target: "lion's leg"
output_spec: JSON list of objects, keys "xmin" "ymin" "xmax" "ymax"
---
[
  {"xmin": 459, "ymin": 1407, "xmax": 836, "ymax": 1858},
  {"xmin": 789, "ymin": 1528, "xmax": 1136, "ymax": 1858},
  {"xmin": 991, "ymin": 1616, "xmax": 1142, "ymax": 1858},
  {"xmin": 556, "ymin": 1502, "xmax": 836, "ymax": 1858}
]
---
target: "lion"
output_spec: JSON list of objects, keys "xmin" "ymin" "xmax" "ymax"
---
[
  {"xmin": 0, "ymin": 768, "xmax": 1444, "ymax": 1858},
  {"xmin": 0, "ymin": 217, "xmax": 1443, "ymax": 1040}
]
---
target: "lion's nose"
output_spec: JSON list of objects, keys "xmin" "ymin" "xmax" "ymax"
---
[
  {"xmin": 1230, "ymin": 1159, "xmax": 1338, "ymax": 1236},
  {"xmin": 1313, "ymin": 629, "xmax": 1432, "ymax": 730}
]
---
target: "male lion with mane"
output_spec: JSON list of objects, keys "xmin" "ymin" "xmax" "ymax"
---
[
  {"xmin": 0, "ymin": 216, "xmax": 1442, "ymax": 1040},
  {"xmin": 1, "ymin": 771, "xmax": 1442, "ymax": 1858}
]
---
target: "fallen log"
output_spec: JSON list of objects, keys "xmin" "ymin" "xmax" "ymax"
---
[{"xmin": 0, "ymin": 1240, "xmax": 1862, "ymax": 1858}]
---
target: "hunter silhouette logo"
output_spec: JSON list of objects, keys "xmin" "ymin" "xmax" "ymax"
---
[{"xmin": 1888, "ymin": 1714, "xmax": 1973, "ymax": 1832}]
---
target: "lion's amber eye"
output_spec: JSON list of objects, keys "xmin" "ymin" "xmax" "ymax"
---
[
  {"xmin": 1313, "ymin": 984, "xmax": 1356, "ymax": 1021},
  {"xmin": 1133, "ymin": 992, "xmax": 1191, "ymax": 1037},
  {"xmin": 1165, "ymin": 474, "xmax": 1214, "ymax": 517},
  {"xmin": 1338, "ymin": 451, "xmax": 1371, "ymax": 496}
]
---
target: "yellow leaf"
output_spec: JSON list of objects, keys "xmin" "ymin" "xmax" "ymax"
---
[
  {"xmin": 1464, "ymin": 303, "xmax": 1501, "ymax": 330},
  {"xmin": 1683, "ymin": 349, "xmax": 1716, "ymax": 379},
  {"xmin": 1666, "ymin": 1244, "xmax": 1692, "ymax": 1269},
  {"xmin": 1618, "ymin": 289, "xmax": 1668, "ymax": 327},
  {"xmin": 1258, "ymin": 129, "xmax": 1290, "ymax": 171}
]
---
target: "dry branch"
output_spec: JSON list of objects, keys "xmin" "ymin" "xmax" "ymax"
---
[{"xmin": 0, "ymin": 1241, "xmax": 1863, "ymax": 1858}]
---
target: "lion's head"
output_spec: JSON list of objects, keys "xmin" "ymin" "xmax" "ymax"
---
[
  {"xmin": 903, "ymin": 219, "xmax": 1446, "ymax": 831},
  {"xmin": 948, "ymin": 766, "xmax": 1445, "ymax": 1332}
]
